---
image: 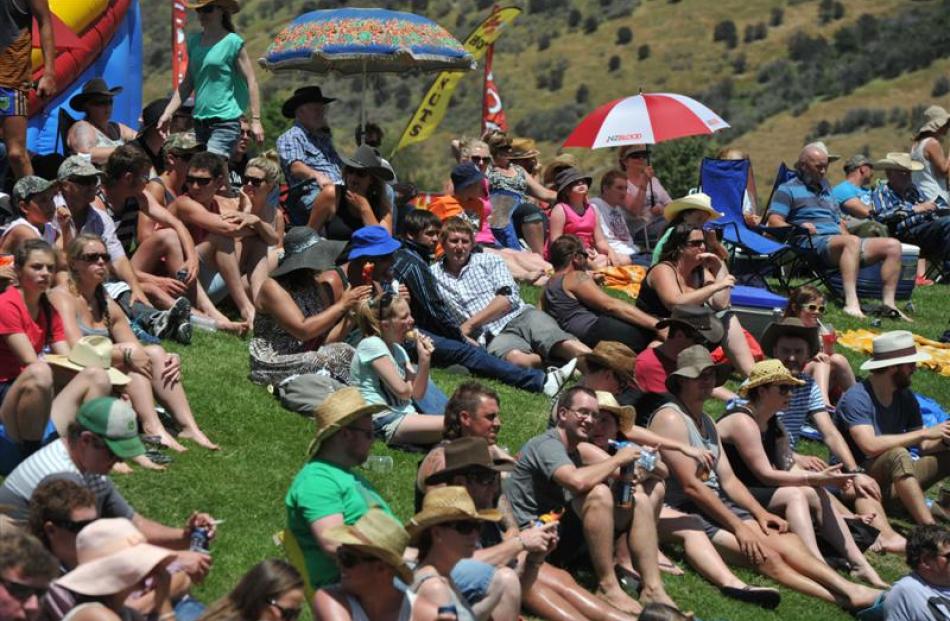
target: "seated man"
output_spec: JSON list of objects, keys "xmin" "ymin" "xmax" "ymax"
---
[
  {"xmin": 870, "ymin": 152, "xmax": 950, "ymax": 270},
  {"xmin": 834, "ymin": 330, "xmax": 950, "ymax": 525},
  {"xmin": 394, "ymin": 209, "xmax": 574, "ymax": 396},
  {"xmin": 503, "ymin": 385, "xmax": 678, "ymax": 614},
  {"xmin": 27, "ymin": 478, "xmax": 97, "ymax": 573},
  {"xmin": 591, "ymin": 169, "xmax": 638, "ymax": 262},
  {"xmin": 432, "ymin": 217, "xmax": 589, "ymax": 370},
  {"xmin": 766, "ymin": 144, "xmax": 904, "ymax": 319},
  {"xmin": 0, "ymin": 531, "xmax": 58, "ymax": 621},
  {"xmin": 885, "ymin": 524, "xmax": 950, "ymax": 620},
  {"xmin": 146, "ymin": 133, "xmax": 204, "ymax": 209},
  {"xmin": 830, "ymin": 155, "xmax": 889, "ymax": 238}
]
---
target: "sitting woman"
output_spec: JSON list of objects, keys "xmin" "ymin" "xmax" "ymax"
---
[
  {"xmin": 542, "ymin": 235, "xmax": 660, "ymax": 353},
  {"xmin": 636, "ymin": 224, "xmax": 755, "ymax": 375},
  {"xmin": 51, "ymin": 234, "xmax": 219, "ymax": 457},
  {"xmin": 314, "ymin": 509, "xmax": 425, "ymax": 621},
  {"xmin": 242, "ymin": 151, "xmax": 286, "ymax": 272},
  {"xmin": 547, "ymin": 168, "xmax": 615, "ymax": 268},
  {"xmin": 250, "ymin": 227, "xmax": 369, "ymax": 386},
  {"xmin": 716, "ymin": 360, "xmax": 887, "ymax": 587},
  {"xmin": 66, "ymin": 79, "xmax": 137, "ymax": 164},
  {"xmin": 650, "ymin": 193, "xmax": 727, "ymax": 265},
  {"xmin": 783, "ymin": 285, "xmax": 855, "ymax": 407},
  {"xmin": 351, "ymin": 292, "xmax": 443, "ymax": 446},
  {"xmin": 407, "ymin": 486, "xmax": 504, "ymax": 621},
  {"xmin": 308, "ymin": 145, "xmax": 394, "ymax": 238},
  {"xmin": 199, "ymin": 559, "xmax": 305, "ymax": 621}
]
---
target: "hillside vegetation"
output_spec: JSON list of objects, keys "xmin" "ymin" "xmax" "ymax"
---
[{"xmin": 140, "ymin": 0, "xmax": 950, "ymax": 192}]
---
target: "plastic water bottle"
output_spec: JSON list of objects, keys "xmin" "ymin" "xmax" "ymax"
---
[{"xmin": 191, "ymin": 314, "xmax": 218, "ymax": 332}]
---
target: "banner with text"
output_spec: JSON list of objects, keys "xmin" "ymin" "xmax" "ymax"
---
[{"xmin": 481, "ymin": 44, "xmax": 508, "ymax": 133}]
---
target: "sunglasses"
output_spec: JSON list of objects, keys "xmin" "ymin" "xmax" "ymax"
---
[
  {"xmin": 0, "ymin": 577, "xmax": 47, "ymax": 604},
  {"xmin": 469, "ymin": 156, "xmax": 491, "ymax": 165},
  {"xmin": 337, "ymin": 546, "xmax": 379, "ymax": 568},
  {"xmin": 196, "ymin": 4, "xmax": 217, "ymax": 13},
  {"xmin": 687, "ymin": 239, "xmax": 706, "ymax": 248},
  {"xmin": 445, "ymin": 520, "xmax": 482, "ymax": 535},
  {"xmin": 243, "ymin": 175, "xmax": 267, "ymax": 187},
  {"xmin": 186, "ymin": 175, "xmax": 214, "ymax": 187},
  {"xmin": 54, "ymin": 517, "xmax": 96, "ymax": 534},
  {"xmin": 776, "ymin": 384, "xmax": 794, "ymax": 395},
  {"xmin": 376, "ymin": 291, "xmax": 395, "ymax": 323},
  {"xmin": 78, "ymin": 252, "xmax": 110, "ymax": 263},
  {"xmin": 268, "ymin": 600, "xmax": 302, "ymax": 621},
  {"xmin": 68, "ymin": 176, "xmax": 99, "ymax": 187},
  {"xmin": 804, "ymin": 303, "xmax": 826, "ymax": 314},
  {"xmin": 464, "ymin": 471, "xmax": 499, "ymax": 486}
]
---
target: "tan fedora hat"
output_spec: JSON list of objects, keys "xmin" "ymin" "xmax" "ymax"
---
[
  {"xmin": 508, "ymin": 138, "xmax": 540, "ymax": 160},
  {"xmin": 594, "ymin": 391, "xmax": 635, "ymax": 435},
  {"xmin": 665, "ymin": 345, "xmax": 731, "ymax": 392},
  {"xmin": 860, "ymin": 330, "xmax": 931, "ymax": 371},
  {"xmin": 737, "ymin": 359, "xmax": 805, "ymax": 398},
  {"xmin": 424, "ymin": 437, "xmax": 514, "ymax": 486},
  {"xmin": 56, "ymin": 518, "xmax": 174, "ymax": 596},
  {"xmin": 916, "ymin": 105, "xmax": 950, "ymax": 136},
  {"xmin": 46, "ymin": 336, "xmax": 130, "ymax": 387},
  {"xmin": 406, "ymin": 486, "xmax": 501, "ymax": 544},
  {"xmin": 324, "ymin": 509, "xmax": 413, "ymax": 583},
  {"xmin": 663, "ymin": 192, "xmax": 724, "ymax": 223},
  {"xmin": 308, "ymin": 387, "xmax": 386, "ymax": 456},
  {"xmin": 578, "ymin": 340, "xmax": 637, "ymax": 386},
  {"xmin": 876, "ymin": 152, "xmax": 925, "ymax": 173}
]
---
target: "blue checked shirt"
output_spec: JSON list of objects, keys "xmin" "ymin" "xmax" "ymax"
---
[
  {"xmin": 870, "ymin": 181, "xmax": 947, "ymax": 236},
  {"xmin": 276, "ymin": 123, "xmax": 344, "ymax": 186},
  {"xmin": 431, "ymin": 252, "xmax": 526, "ymax": 342},
  {"xmin": 767, "ymin": 174, "xmax": 842, "ymax": 236}
]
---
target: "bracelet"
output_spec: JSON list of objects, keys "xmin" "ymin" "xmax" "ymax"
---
[{"xmin": 122, "ymin": 348, "xmax": 132, "ymax": 366}]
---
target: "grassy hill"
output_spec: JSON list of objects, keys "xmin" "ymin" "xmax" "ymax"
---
[{"xmin": 140, "ymin": 0, "xmax": 950, "ymax": 191}]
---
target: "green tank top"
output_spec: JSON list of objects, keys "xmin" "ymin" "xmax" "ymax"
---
[{"xmin": 187, "ymin": 32, "xmax": 248, "ymax": 120}]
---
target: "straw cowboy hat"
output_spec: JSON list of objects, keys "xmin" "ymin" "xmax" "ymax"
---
[
  {"xmin": 656, "ymin": 304, "xmax": 725, "ymax": 346},
  {"xmin": 508, "ymin": 138, "xmax": 540, "ymax": 160},
  {"xmin": 737, "ymin": 359, "xmax": 805, "ymax": 398},
  {"xmin": 184, "ymin": 0, "xmax": 241, "ymax": 13},
  {"xmin": 859, "ymin": 330, "xmax": 932, "ymax": 371},
  {"xmin": 69, "ymin": 78, "xmax": 122, "ymax": 112},
  {"xmin": 406, "ymin": 486, "xmax": 501, "ymax": 544},
  {"xmin": 46, "ymin": 336, "xmax": 130, "ymax": 387},
  {"xmin": 324, "ymin": 509, "xmax": 413, "ymax": 583},
  {"xmin": 57, "ymin": 518, "xmax": 174, "ymax": 596},
  {"xmin": 663, "ymin": 192, "xmax": 724, "ymax": 222},
  {"xmin": 916, "ymin": 105, "xmax": 950, "ymax": 136},
  {"xmin": 595, "ymin": 391, "xmax": 635, "ymax": 435},
  {"xmin": 759, "ymin": 318, "xmax": 820, "ymax": 359},
  {"xmin": 308, "ymin": 387, "xmax": 385, "ymax": 456},
  {"xmin": 271, "ymin": 227, "xmax": 345, "ymax": 278},
  {"xmin": 875, "ymin": 152, "xmax": 925, "ymax": 174},
  {"xmin": 424, "ymin": 437, "xmax": 514, "ymax": 486},
  {"xmin": 578, "ymin": 341, "xmax": 636, "ymax": 386},
  {"xmin": 665, "ymin": 345, "xmax": 731, "ymax": 392}
]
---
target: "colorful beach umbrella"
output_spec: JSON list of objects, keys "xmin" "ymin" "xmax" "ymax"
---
[{"xmin": 563, "ymin": 93, "xmax": 730, "ymax": 149}]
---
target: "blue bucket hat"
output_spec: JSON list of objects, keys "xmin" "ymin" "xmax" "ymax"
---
[
  {"xmin": 348, "ymin": 226, "xmax": 401, "ymax": 261},
  {"xmin": 451, "ymin": 162, "xmax": 484, "ymax": 192}
]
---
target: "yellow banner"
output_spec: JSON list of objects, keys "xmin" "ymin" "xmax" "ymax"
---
[{"xmin": 392, "ymin": 7, "xmax": 521, "ymax": 156}]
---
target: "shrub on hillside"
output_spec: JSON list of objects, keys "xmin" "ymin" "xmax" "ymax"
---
[
  {"xmin": 787, "ymin": 31, "xmax": 829, "ymax": 63},
  {"xmin": 568, "ymin": 9, "xmax": 581, "ymax": 28},
  {"xmin": 608, "ymin": 55, "xmax": 621, "ymax": 71},
  {"xmin": 638, "ymin": 44, "xmax": 650, "ymax": 60},
  {"xmin": 538, "ymin": 35, "xmax": 551, "ymax": 51},
  {"xmin": 616, "ymin": 26, "xmax": 633, "ymax": 45},
  {"xmin": 514, "ymin": 104, "xmax": 585, "ymax": 142},
  {"xmin": 652, "ymin": 137, "xmax": 713, "ymax": 198},
  {"xmin": 770, "ymin": 7, "xmax": 783, "ymax": 27},
  {"xmin": 713, "ymin": 20, "xmax": 738, "ymax": 49},
  {"xmin": 576, "ymin": 84, "xmax": 589, "ymax": 104},
  {"xmin": 933, "ymin": 76, "xmax": 950, "ymax": 97},
  {"xmin": 584, "ymin": 16, "xmax": 600, "ymax": 33},
  {"xmin": 731, "ymin": 53, "xmax": 747, "ymax": 74}
]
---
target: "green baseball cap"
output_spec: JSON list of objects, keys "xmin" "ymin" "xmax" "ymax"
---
[
  {"xmin": 58, "ymin": 155, "xmax": 105, "ymax": 181},
  {"xmin": 76, "ymin": 397, "xmax": 145, "ymax": 460},
  {"xmin": 12, "ymin": 176, "xmax": 56, "ymax": 201},
  {"xmin": 161, "ymin": 132, "xmax": 203, "ymax": 160}
]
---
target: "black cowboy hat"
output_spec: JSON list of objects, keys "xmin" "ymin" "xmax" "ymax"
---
[
  {"xmin": 70, "ymin": 78, "xmax": 123, "ymax": 112},
  {"xmin": 281, "ymin": 86, "xmax": 336, "ymax": 118},
  {"xmin": 340, "ymin": 145, "xmax": 395, "ymax": 183}
]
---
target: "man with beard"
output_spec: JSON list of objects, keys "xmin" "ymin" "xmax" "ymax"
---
[
  {"xmin": 766, "ymin": 143, "xmax": 905, "ymax": 320},
  {"xmin": 835, "ymin": 330, "xmax": 950, "ymax": 525}
]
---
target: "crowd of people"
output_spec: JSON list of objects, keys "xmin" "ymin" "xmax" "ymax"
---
[{"xmin": 2, "ymin": 0, "xmax": 950, "ymax": 619}]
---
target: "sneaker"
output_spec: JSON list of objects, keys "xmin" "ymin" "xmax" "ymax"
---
[
  {"xmin": 159, "ymin": 297, "xmax": 192, "ymax": 339},
  {"xmin": 542, "ymin": 358, "xmax": 578, "ymax": 397},
  {"xmin": 175, "ymin": 321, "xmax": 193, "ymax": 345}
]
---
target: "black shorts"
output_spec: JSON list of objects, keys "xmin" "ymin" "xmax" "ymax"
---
[
  {"xmin": 670, "ymin": 492, "xmax": 754, "ymax": 539},
  {"xmin": 545, "ymin": 506, "xmax": 587, "ymax": 567}
]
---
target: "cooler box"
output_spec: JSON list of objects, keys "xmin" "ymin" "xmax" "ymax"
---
[
  {"xmin": 828, "ymin": 243, "xmax": 919, "ymax": 301},
  {"xmin": 730, "ymin": 285, "xmax": 788, "ymax": 340}
]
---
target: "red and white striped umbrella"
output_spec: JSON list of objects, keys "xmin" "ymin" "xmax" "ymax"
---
[{"xmin": 563, "ymin": 93, "xmax": 729, "ymax": 149}]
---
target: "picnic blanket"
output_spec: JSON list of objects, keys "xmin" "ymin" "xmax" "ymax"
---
[
  {"xmin": 595, "ymin": 264, "xmax": 647, "ymax": 299},
  {"xmin": 838, "ymin": 329, "xmax": 950, "ymax": 377}
]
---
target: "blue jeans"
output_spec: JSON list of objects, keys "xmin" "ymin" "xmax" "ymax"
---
[
  {"xmin": 194, "ymin": 118, "xmax": 242, "ymax": 156},
  {"xmin": 423, "ymin": 330, "xmax": 545, "ymax": 392},
  {"xmin": 414, "ymin": 378, "xmax": 448, "ymax": 414}
]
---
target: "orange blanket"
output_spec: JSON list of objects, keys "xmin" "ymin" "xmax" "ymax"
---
[{"xmin": 594, "ymin": 265, "xmax": 647, "ymax": 300}]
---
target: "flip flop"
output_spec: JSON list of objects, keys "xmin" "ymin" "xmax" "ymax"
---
[
  {"xmin": 614, "ymin": 564, "xmax": 641, "ymax": 596},
  {"xmin": 720, "ymin": 586, "xmax": 781, "ymax": 610}
]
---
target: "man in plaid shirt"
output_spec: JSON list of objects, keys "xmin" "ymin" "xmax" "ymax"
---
[
  {"xmin": 870, "ymin": 153, "xmax": 950, "ymax": 265},
  {"xmin": 431, "ymin": 217, "xmax": 590, "ymax": 370}
]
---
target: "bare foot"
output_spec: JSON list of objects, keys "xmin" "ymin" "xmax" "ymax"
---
[
  {"xmin": 111, "ymin": 462, "xmax": 134, "ymax": 475},
  {"xmin": 842, "ymin": 306, "xmax": 866, "ymax": 319},
  {"xmin": 131, "ymin": 454, "xmax": 167, "ymax": 471},
  {"xmin": 595, "ymin": 587, "xmax": 642, "ymax": 615},
  {"xmin": 179, "ymin": 428, "xmax": 220, "ymax": 450},
  {"xmin": 845, "ymin": 585, "xmax": 883, "ymax": 611},
  {"xmin": 658, "ymin": 551, "xmax": 684, "ymax": 576},
  {"xmin": 218, "ymin": 319, "xmax": 249, "ymax": 336},
  {"xmin": 876, "ymin": 533, "xmax": 907, "ymax": 554},
  {"xmin": 640, "ymin": 584, "xmax": 678, "ymax": 609},
  {"xmin": 143, "ymin": 426, "xmax": 188, "ymax": 453},
  {"xmin": 852, "ymin": 564, "xmax": 890, "ymax": 589}
]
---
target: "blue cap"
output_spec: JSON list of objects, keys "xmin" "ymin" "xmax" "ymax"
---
[
  {"xmin": 451, "ymin": 162, "xmax": 485, "ymax": 192},
  {"xmin": 348, "ymin": 226, "xmax": 401, "ymax": 261}
]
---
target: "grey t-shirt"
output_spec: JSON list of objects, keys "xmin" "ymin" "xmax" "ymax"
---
[
  {"xmin": 835, "ymin": 380, "xmax": 922, "ymax": 466},
  {"xmin": 503, "ymin": 428, "xmax": 578, "ymax": 527},
  {"xmin": 885, "ymin": 573, "xmax": 950, "ymax": 621}
]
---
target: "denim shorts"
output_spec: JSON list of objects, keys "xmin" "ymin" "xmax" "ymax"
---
[
  {"xmin": 372, "ymin": 409, "xmax": 407, "ymax": 444},
  {"xmin": 450, "ymin": 558, "xmax": 496, "ymax": 604},
  {"xmin": 194, "ymin": 117, "xmax": 242, "ymax": 156}
]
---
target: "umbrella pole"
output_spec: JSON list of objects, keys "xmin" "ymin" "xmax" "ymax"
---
[{"xmin": 360, "ymin": 58, "xmax": 367, "ymax": 145}]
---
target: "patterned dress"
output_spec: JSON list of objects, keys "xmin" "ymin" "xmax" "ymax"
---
[{"xmin": 249, "ymin": 283, "xmax": 354, "ymax": 386}]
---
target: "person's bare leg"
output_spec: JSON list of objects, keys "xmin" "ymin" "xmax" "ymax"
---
[
  {"xmin": 853, "ymin": 494, "xmax": 906, "ymax": 553},
  {"xmin": 0, "ymin": 362, "xmax": 54, "ymax": 442},
  {"xmin": 574, "ymin": 486, "xmax": 642, "ymax": 615},
  {"xmin": 521, "ymin": 221, "xmax": 546, "ymax": 255},
  {"xmin": 49, "ymin": 368, "xmax": 111, "ymax": 435},
  {"xmin": 124, "ymin": 371, "xmax": 187, "ymax": 453},
  {"xmin": 504, "ymin": 350, "xmax": 542, "ymax": 369},
  {"xmin": 769, "ymin": 486, "xmax": 822, "ymax": 559},
  {"xmin": 2, "ymin": 116, "xmax": 32, "ymax": 178},
  {"xmin": 487, "ymin": 248, "xmax": 534, "ymax": 282},
  {"xmin": 550, "ymin": 339, "xmax": 592, "ymax": 361},
  {"xmin": 659, "ymin": 509, "xmax": 750, "ymax": 590},
  {"xmin": 723, "ymin": 315, "xmax": 755, "ymax": 376},
  {"xmin": 626, "ymin": 491, "xmax": 676, "ymax": 608},
  {"xmin": 828, "ymin": 236, "xmax": 864, "ymax": 317},
  {"xmin": 804, "ymin": 359, "xmax": 833, "ymax": 407},
  {"xmin": 864, "ymin": 237, "xmax": 905, "ymax": 316},
  {"xmin": 526, "ymin": 564, "xmax": 636, "ymax": 621},
  {"xmin": 471, "ymin": 566, "xmax": 520, "ymax": 621},
  {"xmin": 829, "ymin": 353, "xmax": 856, "ymax": 401},
  {"xmin": 893, "ymin": 472, "xmax": 936, "ymax": 524},
  {"xmin": 241, "ymin": 237, "xmax": 270, "ymax": 305},
  {"xmin": 143, "ymin": 346, "xmax": 218, "ymax": 450},
  {"xmin": 208, "ymin": 234, "xmax": 255, "ymax": 324},
  {"xmin": 131, "ymin": 229, "xmax": 187, "ymax": 311},
  {"xmin": 388, "ymin": 414, "xmax": 443, "ymax": 446}
]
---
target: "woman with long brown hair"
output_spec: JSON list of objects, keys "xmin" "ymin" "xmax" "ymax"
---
[{"xmin": 199, "ymin": 559, "xmax": 305, "ymax": 621}]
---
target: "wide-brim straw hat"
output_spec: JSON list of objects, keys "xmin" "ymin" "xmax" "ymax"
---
[
  {"xmin": 542, "ymin": 153, "xmax": 578, "ymax": 187},
  {"xmin": 308, "ymin": 387, "xmax": 386, "ymax": 456},
  {"xmin": 184, "ymin": 0, "xmax": 240, "ymax": 13},
  {"xmin": 46, "ymin": 336, "xmax": 130, "ymax": 387},
  {"xmin": 655, "ymin": 304, "xmax": 724, "ymax": 346},
  {"xmin": 324, "ymin": 509, "xmax": 413, "ymax": 584},
  {"xmin": 424, "ymin": 437, "xmax": 514, "ymax": 486},
  {"xmin": 860, "ymin": 330, "xmax": 932, "ymax": 371},
  {"xmin": 916, "ymin": 105, "xmax": 950, "ymax": 136},
  {"xmin": 665, "ymin": 345, "xmax": 731, "ymax": 392},
  {"xmin": 759, "ymin": 318, "xmax": 820, "ymax": 359},
  {"xmin": 737, "ymin": 359, "xmax": 805, "ymax": 397},
  {"xmin": 876, "ymin": 152, "xmax": 925, "ymax": 173},
  {"xmin": 271, "ymin": 227, "xmax": 345, "ymax": 278},
  {"xmin": 595, "ymin": 391, "xmax": 635, "ymax": 435},
  {"xmin": 663, "ymin": 192, "xmax": 724, "ymax": 222},
  {"xmin": 406, "ymin": 486, "xmax": 501, "ymax": 544},
  {"xmin": 578, "ymin": 341, "xmax": 636, "ymax": 386},
  {"xmin": 69, "ymin": 78, "xmax": 122, "ymax": 112},
  {"xmin": 508, "ymin": 138, "xmax": 540, "ymax": 160},
  {"xmin": 56, "ymin": 518, "xmax": 174, "ymax": 597}
]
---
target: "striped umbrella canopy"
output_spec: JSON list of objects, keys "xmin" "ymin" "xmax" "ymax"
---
[
  {"xmin": 260, "ymin": 8, "xmax": 475, "ymax": 75},
  {"xmin": 563, "ymin": 93, "xmax": 729, "ymax": 149}
]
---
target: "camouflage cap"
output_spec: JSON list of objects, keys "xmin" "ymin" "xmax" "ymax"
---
[
  {"xmin": 161, "ymin": 132, "xmax": 203, "ymax": 160},
  {"xmin": 58, "ymin": 155, "xmax": 105, "ymax": 181},
  {"xmin": 13, "ymin": 176, "xmax": 56, "ymax": 201}
]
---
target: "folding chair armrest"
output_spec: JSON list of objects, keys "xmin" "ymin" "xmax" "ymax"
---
[{"xmin": 757, "ymin": 224, "xmax": 805, "ymax": 241}]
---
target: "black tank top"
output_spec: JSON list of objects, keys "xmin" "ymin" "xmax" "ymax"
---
[{"xmin": 720, "ymin": 406, "xmax": 792, "ymax": 489}]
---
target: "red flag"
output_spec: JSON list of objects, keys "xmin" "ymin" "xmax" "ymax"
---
[
  {"xmin": 171, "ymin": 0, "xmax": 188, "ymax": 89},
  {"xmin": 482, "ymin": 44, "xmax": 508, "ymax": 134}
]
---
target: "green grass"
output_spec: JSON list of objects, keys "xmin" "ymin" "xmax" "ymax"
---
[{"xmin": 113, "ymin": 283, "xmax": 949, "ymax": 621}]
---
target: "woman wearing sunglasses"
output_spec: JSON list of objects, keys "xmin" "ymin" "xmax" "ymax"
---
[
  {"xmin": 636, "ymin": 224, "xmax": 757, "ymax": 376},
  {"xmin": 198, "ymin": 559, "xmax": 304, "ymax": 621},
  {"xmin": 308, "ymin": 145, "xmax": 394, "ymax": 240},
  {"xmin": 783, "ymin": 285, "xmax": 855, "ymax": 407},
  {"xmin": 407, "ymin": 486, "xmax": 506, "ymax": 621},
  {"xmin": 241, "ymin": 152, "xmax": 286, "ymax": 271},
  {"xmin": 716, "ymin": 360, "xmax": 887, "ymax": 588}
]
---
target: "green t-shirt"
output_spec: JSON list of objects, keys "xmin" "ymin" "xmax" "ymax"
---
[
  {"xmin": 186, "ymin": 32, "xmax": 248, "ymax": 121},
  {"xmin": 284, "ymin": 459, "xmax": 393, "ymax": 588}
]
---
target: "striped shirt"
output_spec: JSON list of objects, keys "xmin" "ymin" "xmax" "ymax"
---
[
  {"xmin": 767, "ymin": 175, "xmax": 841, "ymax": 236},
  {"xmin": 869, "ymin": 181, "xmax": 948, "ymax": 237},
  {"xmin": 731, "ymin": 374, "xmax": 824, "ymax": 448},
  {"xmin": 96, "ymin": 189, "xmax": 140, "ymax": 256}
]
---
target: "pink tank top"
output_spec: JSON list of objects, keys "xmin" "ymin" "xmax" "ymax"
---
[{"xmin": 558, "ymin": 201, "xmax": 597, "ymax": 248}]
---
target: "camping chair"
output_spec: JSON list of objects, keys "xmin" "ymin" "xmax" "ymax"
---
[{"xmin": 55, "ymin": 108, "xmax": 78, "ymax": 156}]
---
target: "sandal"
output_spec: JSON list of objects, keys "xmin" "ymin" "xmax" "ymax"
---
[
  {"xmin": 614, "ymin": 564, "xmax": 641, "ymax": 596},
  {"xmin": 720, "ymin": 586, "xmax": 781, "ymax": 610}
]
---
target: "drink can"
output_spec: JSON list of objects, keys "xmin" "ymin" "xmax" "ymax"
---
[
  {"xmin": 176, "ymin": 268, "xmax": 190, "ymax": 282},
  {"xmin": 189, "ymin": 526, "xmax": 210, "ymax": 552}
]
